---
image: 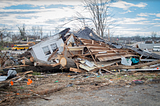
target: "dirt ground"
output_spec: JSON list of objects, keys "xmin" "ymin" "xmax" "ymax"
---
[
  {"xmin": 18, "ymin": 84, "xmax": 160, "ymax": 106},
  {"xmin": 0, "ymin": 71, "xmax": 160, "ymax": 106}
]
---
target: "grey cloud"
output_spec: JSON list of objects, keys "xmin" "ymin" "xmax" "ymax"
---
[{"xmin": 0, "ymin": 11, "xmax": 38, "ymax": 15}]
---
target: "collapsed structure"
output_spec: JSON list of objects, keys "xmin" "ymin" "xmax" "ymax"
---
[{"xmin": 18, "ymin": 27, "xmax": 160, "ymax": 74}]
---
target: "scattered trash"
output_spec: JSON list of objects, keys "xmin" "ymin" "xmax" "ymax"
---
[
  {"xmin": 121, "ymin": 56, "xmax": 132, "ymax": 66},
  {"xmin": 66, "ymin": 83, "xmax": 73, "ymax": 87},
  {"xmin": 27, "ymin": 79, "xmax": 33, "ymax": 85},
  {"xmin": 54, "ymin": 80, "xmax": 59, "ymax": 83},
  {"xmin": 131, "ymin": 57, "xmax": 139, "ymax": 64},
  {"xmin": 10, "ymin": 81, "xmax": 13, "ymax": 86},
  {"xmin": 125, "ymin": 85, "xmax": 130, "ymax": 88},
  {"xmin": 0, "ymin": 68, "xmax": 17, "ymax": 81},
  {"xmin": 132, "ymin": 80, "xmax": 144, "ymax": 84}
]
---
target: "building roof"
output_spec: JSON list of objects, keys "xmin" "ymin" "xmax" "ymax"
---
[{"xmin": 73, "ymin": 27, "xmax": 104, "ymax": 42}]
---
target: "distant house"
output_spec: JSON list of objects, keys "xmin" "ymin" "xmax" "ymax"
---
[{"xmin": 138, "ymin": 40, "xmax": 160, "ymax": 50}]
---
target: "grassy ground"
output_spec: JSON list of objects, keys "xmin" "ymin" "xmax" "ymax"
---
[{"xmin": 0, "ymin": 46, "xmax": 11, "ymax": 50}]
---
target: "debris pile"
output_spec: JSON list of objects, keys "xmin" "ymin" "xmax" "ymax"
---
[
  {"xmin": 1, "ymin": 27, "xmax": 160, "ymax": 77},
  {"xmin": 19, "ymin": 27, "xmax": 160, "ymax": 74}
]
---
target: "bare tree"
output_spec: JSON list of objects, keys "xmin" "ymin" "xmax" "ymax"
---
[
  {"xmin": 18, "ymin": 24, "xmax": 26, "ymax": 40},
  {"xmin": 40, "ymin": 27, "xmax": 43, "ymax": 39},
  {"xmin": 81, "ymin": 0, "xmax": 113, "ymax": 37},
  {"xmin": 151, "ymin": 32, "xmax": 157, "ymax": 41},
  {"xmin": 0, "ymin": 27, "xmax": 7, "ymax": 43},
  {"xmin": 32, "ymin": 26, "xmax": 43, "ymax": 39}
]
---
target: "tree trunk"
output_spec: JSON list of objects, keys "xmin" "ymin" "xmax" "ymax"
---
[
  {"xmin": 60, "ymin": 57, "xmax": 76, "ymax": 69},
  {"xmin": 34, "ymin": 62, "xmax": 60, "ymax": 67}
]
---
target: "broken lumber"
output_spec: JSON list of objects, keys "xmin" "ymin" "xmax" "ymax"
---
[
  {"xmin": 69, "ymin": 67, "xmax": 83, "ymax": 73},
  {"xmin": 106, "ymin": 60, "xmax": 160, "ymax": 70},
  {"xmin": 47, "ymin": 48, "xmax": 59, "ymax": 61}
]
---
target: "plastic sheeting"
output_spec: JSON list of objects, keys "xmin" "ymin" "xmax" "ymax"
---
[{"xmin": 121, "ymin": 56, "xmax": 132, "ymax": 66}]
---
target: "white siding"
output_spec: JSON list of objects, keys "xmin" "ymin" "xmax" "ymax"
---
[{"xmin": 30, "ymin": 36, "xmax": 64, "ymax": 61}]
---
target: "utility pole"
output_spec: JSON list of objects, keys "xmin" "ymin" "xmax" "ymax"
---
[
  {"xmin": 108, "ymin": 29, "xmax": 110, "ymax": 41},
  {"xmin": 50, "ymin": 31, "xmax": 51, "ymax": 37}
]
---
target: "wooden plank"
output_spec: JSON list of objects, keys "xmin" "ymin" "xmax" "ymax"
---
[
  {"xmin": 95, "ymin": 52, "xmax": 126, "ymax": 58},
  {"xmin": 88, "ymin": 48, "xmax": 97, "ymax": 65},
  {"xmin": 97, "ymin": 54, "xmax": 137, "ymax": 61},
  {"xmin": 87, "ymin": 47, "xmax": 109, "ymax": 50},
  {"xmin": 90, "ymin": 49, "xmax": 127, "ymax": 53},
  {"xmin": 65, "ymin": 34, "xmax": 73, "ymax": 43},
  {"xmin": 84, "ymin": 44, "xmax": 106, "ymax": 47},
  {"xmin": 95, "ymin": 60, "xmax": 121, "ymax": 67},
  {"xmin": 70, "ymin": 67, "xmax": 83, "ymax": 73},
  {"xmin": 79, "ymin": 64, "xmax": 97, "ymax": 71},
  {"xmin": 101, "ymin": 68, "xmax": 115, "ymax": 74},
  {"xmin": 47, "ymin": 49, "xmax": 59, "ymax": 61},
  {"xmin": 68, "ymin": 46, "xmax": 84, "ymax": 51}
]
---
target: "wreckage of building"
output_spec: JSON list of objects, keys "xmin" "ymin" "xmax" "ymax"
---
[{"xmin": 10, "ymin": 27, "xmax": 157, "ymax": 74}]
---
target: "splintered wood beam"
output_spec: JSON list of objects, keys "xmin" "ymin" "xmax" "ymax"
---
[
  {"xmin": 92, "ymin": 40, "xmax": 94, "ymax": 44},
  {"xmin": 47, "ymin": 49, "xmax": 59, "ymax": 61},
  {"xmin": 101, "ymin": 68, "xmax": 115, "ymax": 74},
  {"xmin": 66, "ymin": 46, "xmax": 74, "ymax": 56},
  {"xmin": 65, "ymin": 34, "xmax": 73, "ymax": 43},
  {"xmin": 88, "ymin": 48, "xmax": 97, "ymax": 65},
  {"xmin": 70, "ymin": 67, "xmax": 83, "ymax": 73},
  {"xmin": 73, "ymin": 36, "xmax": 81, "ymax": 46}
]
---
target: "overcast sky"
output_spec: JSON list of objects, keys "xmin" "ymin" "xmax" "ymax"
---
[{"xmin": 0, "ymin": 0, "xmax": 160, "ymax": 37}]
